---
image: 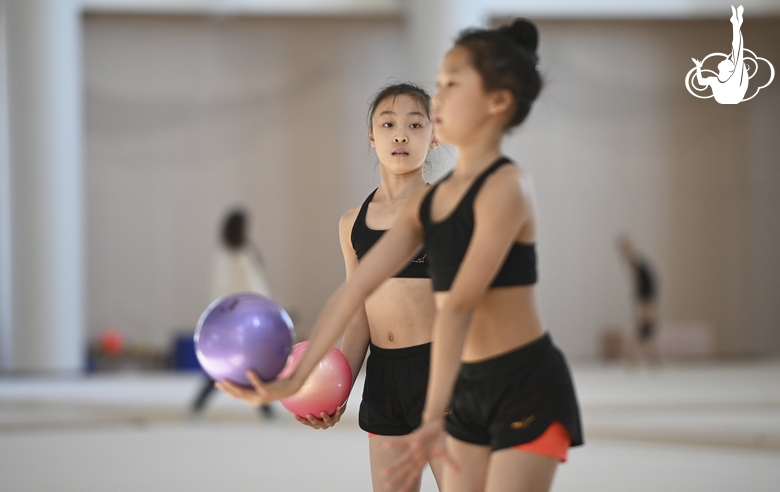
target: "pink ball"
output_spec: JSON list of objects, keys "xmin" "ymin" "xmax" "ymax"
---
[{"xmin": 278, "ymin": 341, "xmax": 352, "ymax": 418}]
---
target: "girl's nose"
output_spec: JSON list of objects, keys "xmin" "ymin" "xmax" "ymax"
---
[{"xmin": 394, "ymin": 134, "xmax": 408, "ymax": 143}]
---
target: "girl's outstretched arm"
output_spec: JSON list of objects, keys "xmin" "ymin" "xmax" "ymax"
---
[
  {"xmin": 217, "ymin": 189, "xmax": 427, "ymax": 407},
  {"xmin": 296, "ymin": 207, "xmax": 370, "ymax": 429},
  {"xmin": 336, "ymin": 207, "xmax": 373, "ymax": 390}
]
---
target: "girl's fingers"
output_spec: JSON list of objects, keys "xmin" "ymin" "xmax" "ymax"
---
[
  {"xmin": 383, "ymin": 423, "xmax": 448, "ymax": 488},
  {"xmin": 246, "ymin": 370, "xmax": 267, "ymax": 393},
  {"xmin": 443, "ymin": 452, "xmax": 460, "ymax": 472},
  {"xmin": 383, "ymin": 439, "xmax": 416, "ymax": 477},
  {"xmin": 383, "ymin": 434, "xmax": 406, "ymax": 450},
  {"xmin": 216, "ymin": 377, "xmax": 268, "ymax": 407},
  {"xmin": 215, "ymin": 381, "xmax": 242, "ymax": 399},
  {"xmin": 434, "ymin": 442, "xmax": 460, "ymax": 472},
  {"xmin": 385, "ymin": 455, "xmax": 423, "ymax": 491}
]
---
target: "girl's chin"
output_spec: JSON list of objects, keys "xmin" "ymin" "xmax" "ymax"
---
[
  {"xmin": 432, "ymin": 130, "xmax": 455, "ymax": 146},
  {"xmin": 379, "ymin": 162, "xmax": 425, "ymax": 173},
  {"xmin": 434, "ymin": 135, "xmax": 455, "ymax": 146}
]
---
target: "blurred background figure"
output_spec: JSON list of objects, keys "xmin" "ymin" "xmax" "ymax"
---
[
  {"xmin": 191, "ymin": 208, "xmax": 274, "ymax": 418},
  {"xmin": 618, "ymin": 234, "xmax": 660, "ymax": 366}
]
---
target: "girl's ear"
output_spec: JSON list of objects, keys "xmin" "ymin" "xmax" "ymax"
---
[
  {"xmin": 368, "ymin": 129, "xmax": 376, "ymax": 148},
  {"xmin": 487, "ymin": 89, "xmax": 514, "ymax": 117},
  {"xmin": 430, "ymin": 134, "xmax": 439, "ymax": 150}
]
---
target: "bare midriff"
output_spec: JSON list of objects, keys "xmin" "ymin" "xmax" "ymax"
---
[
  {"xmin": 365, "ymin": 277, "xmax": 436, "ymax": 349},
  {"xmin": 435, "ymin": 285, "xmax": 545, "ymax": 362}
]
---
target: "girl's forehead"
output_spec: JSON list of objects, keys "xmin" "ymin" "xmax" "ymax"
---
[
  {"xmin": 373, "ymin": 94, "xmax": 427, "ymax": 118},
  {"xmin": 440, "ymin": 46, "xmax": 472, "ymax": 73}
]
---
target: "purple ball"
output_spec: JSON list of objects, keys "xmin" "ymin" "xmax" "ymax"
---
[{"xmin": 195, "ymin": 293, "xmax": 295, "ymax": 386}]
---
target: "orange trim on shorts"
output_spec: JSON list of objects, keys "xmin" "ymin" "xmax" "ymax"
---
[{"xmin": 513, "ymin": 421, "xmax": 570, "ymax": 462}]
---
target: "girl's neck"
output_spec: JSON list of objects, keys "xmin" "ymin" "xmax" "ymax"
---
[
  {"xmin": 453, "ymin": 132, "xmax": 503, "ymax": 179},
  {"xmin": 375, "ymin": 165, "xmax": 427, "ymax": 203}
]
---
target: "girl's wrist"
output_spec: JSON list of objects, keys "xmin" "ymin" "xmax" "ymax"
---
[
  {"xmin": 287, "ymin": 369, "xmax": 306, "ymax": 392},
  {"xmin": 422, "ymin": 411, "xmax": 446, "ymax": 426}
]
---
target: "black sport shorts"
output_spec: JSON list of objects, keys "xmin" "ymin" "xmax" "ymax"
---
[
  {"xmin": 359, "ymin": 342, "xmax": 430, "ymax": 436},
  {"xmin": 445, "ymin": 333, "xmax": 584, "ymax": 451}
]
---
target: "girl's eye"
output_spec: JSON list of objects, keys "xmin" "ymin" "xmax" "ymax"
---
[
  {"xmin": 410, "ymin": 123, "xmax": 421, "ymax": 129},
  {"xmin": 447, "ymin": 81, "xmax": 456, "ymax": 87},
  {"xmin": 382, "ymin": 122, "xmax": 394, "ymax": 128}
]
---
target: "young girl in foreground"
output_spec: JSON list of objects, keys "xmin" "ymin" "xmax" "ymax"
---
[
  {"xmin": 218, "ymin": 19, "xmax": 582, "ymax": 492},
  {"xmin": 302, "ymin": 83, "xmax": 444, "ymax": 491}
]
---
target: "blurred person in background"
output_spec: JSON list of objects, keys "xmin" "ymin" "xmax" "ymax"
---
[
  {"xmin": 191, "ymin": 208, "xmax": 274, "ymax": 418},
  {"xmin": 618, "ymin": 234, "xmax": 660, "ymax": 366}
]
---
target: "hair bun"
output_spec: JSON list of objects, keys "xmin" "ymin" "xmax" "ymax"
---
[{"xmin": 501, "ymin": 19, "xmax": 538, "ymax": 55}]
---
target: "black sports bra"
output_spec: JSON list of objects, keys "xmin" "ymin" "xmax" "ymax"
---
[
  {"xmin": 351, "ymin": 189, "xmax": 429, "ymax": 279},
  {"xmin": 419, "ymin": 157, "xmax": 537, "ymax": 292}
]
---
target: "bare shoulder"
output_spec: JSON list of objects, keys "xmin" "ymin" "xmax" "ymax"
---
[
  {"xmin": 340, "ymin": 205, "xmax": 361, "ymax": 229},
  {"xmin": 338, "ymin": 205, "xmax": 361, "ymax": 242},
  {"xmin": 480, "ymin": 162, "xmax": 536, "ymax": 206}
]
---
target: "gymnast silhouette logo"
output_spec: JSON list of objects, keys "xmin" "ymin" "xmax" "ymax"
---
[{"xmin": 685, "ymin": 5, "xmax": 774, "ymax": 104}]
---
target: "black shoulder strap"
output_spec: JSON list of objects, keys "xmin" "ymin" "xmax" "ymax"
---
[
  {"xmin": 469, "ymin": 157, "xmax": 512, "ymax": 196},
  {"xmin": 419, "ymin": 182, "xmax": 442, "ymax": 226},
  {"xmin": 351, "ymin": 188, "xmax": 378, "ymax": 248},
  {"xmin": 459, "ymin": 156, "xmax": 513, "ymax": 217},
  {"xmin": 355, "ymin": 189, "xmax": 377, "ymax": 226}
]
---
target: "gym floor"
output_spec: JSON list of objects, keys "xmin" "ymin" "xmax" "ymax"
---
[{"xmin": 1, "ymin": 360, "xmax": 779, "ymax": 491}]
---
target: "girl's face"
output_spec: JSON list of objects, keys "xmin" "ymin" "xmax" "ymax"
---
[
  {"xmin": 433, "ymin": 46, "xmax": 498, "ymax": 146},
  {"xmin": 370, "ymin": 94, "xmax": 437, "ymax": 175}
]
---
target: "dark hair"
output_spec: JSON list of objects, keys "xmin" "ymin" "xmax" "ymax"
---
[
  {"xmin": 455, "ymin": 18, "xmax": 542, "ymax": 129},
  {"xmin": 222, "ymin": 209, "xmax": 246, "ymax": 249},
  {"xmin": 367, "ymin": 82, "xmax": 432, "ymax": 128}
]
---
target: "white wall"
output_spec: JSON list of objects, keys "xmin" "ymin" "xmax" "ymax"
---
[
  {"xmin": 507, "ymin": 19, "xmax": 780, "ymax": 357},
  {"xmin": 83, "ymin": 15, "xmax": 780, "ymax": 358},
  {"xmin": 78, "ymin": 0, "xmax": 780, "ymax": 18},
  {"xmin": 84, "ymin": 15, "xmax": 408, "ymax": 349},
  {"xmin": 0, "ymin": 1, "xmax": 12, "ymax": 370}
]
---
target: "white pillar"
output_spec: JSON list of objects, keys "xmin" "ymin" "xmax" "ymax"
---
[
  {"xmin": 4, "ymin": 0, "xmax": 84, "ymax": 372},
  {"xmin": 404, "ymin": 0, "xmax": 487, "ymax": 179},
  {"xmin": 404, "ymin": 0, "xmax": 487, "ymax": 89},
  {"xmin": 0, "ymin": 1, "xmax": 12, "ymax": 371}
]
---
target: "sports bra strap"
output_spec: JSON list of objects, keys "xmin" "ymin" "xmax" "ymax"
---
[
  {"xmin": 420, "ymin": 157, "xmax": 512, "ymax": 226},
  {"xmin": 462, "ymin": 157, "xmax": 513, "ymax": 205},
  {"xmin": 356, "ymin": 188, "xmax": 378, "ymax": 227}
]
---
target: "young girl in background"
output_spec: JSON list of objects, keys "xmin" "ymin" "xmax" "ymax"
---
[
  {"xmin": 219, "ymin": 19, "xmax": 583, "ymax": 492},
  {"xmin": 223, "ymin": 83, "xmax": 443, "ymax": 492}
]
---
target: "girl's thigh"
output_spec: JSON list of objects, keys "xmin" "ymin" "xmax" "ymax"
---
[
  {"xmin": 368, "ymin": 434, "xmax": 423, "ymax": 492},
  {"xmin": 485, "ymin": 448, "xmax": 558, "ymax": 492},
  {"xmin": 442, "ymin": 435, "xmax": 491, "ymax": 492}
]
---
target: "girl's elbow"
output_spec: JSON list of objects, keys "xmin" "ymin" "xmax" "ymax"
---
[{"xmin": 442, "ymin": 296, "xmax": 478, "ymax": 319}]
